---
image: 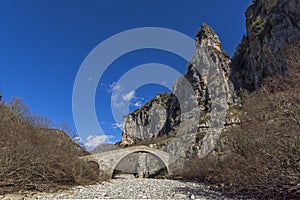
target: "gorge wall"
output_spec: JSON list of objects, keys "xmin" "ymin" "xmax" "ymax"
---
[
  {"xmin": 121, "ymin": 24, "xmax": 238, "ymax": 158},
  {"xmin": 119, "ymin": 0, "xmax": 300, "ymax": 158},
  {"xmin": 231, "ymin": 0, "xmax": 300, "ymax": 90}
]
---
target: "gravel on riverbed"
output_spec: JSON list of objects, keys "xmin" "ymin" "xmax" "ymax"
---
[{"xmin": 36, "ymin": 177, "xmax": 233, "ymax": 199}]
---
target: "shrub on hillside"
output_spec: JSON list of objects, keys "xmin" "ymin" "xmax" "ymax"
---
[
  {"xmin": 178, "ymin": 42, "xmax": 300, "ymax": 199},
  {"xmin": 0, "ymin": 99, "xmax": 105, "ymax": 194}
]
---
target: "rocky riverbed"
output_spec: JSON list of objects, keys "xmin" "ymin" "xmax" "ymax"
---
[{"xmin": 1, "ymin": 176, "xmax": 239, "ymax": 200}]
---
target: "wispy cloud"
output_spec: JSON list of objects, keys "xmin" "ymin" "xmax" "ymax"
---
[
  {"xmin": 133, "ymin": 101, "xmax": 143, "ymax": 107},
  {"xmin": 122, "ymin": 90, "xmax": 135, "ymax": 101},
  {"xmin": 112, "ymin": 122, "xmax": 122, "ymax": 129},
  {"xmin": 84, "ymin": 134, "xmax": 114, "ymax": 149},
  {"xmin": 161, "ymin": 81, "xmax": 168, "ymax": 86},
  {"xmin": 109, "ymin": 82, "xmax": 119, "ymax": 92},
  {"xmin": 109, "ymin": 83, "xmax": 144, "ymax": 125},
  {"xmin": 111, "ymin": 84, "xmax": 132, "ymax": 108},
  {"xmin": 72, "ymin": 136, "xmax": 81, "ymax": 143}
]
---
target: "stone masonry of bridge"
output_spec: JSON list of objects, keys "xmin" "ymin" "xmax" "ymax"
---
[{"xmin": 80, "ymin": 145, "xmax": 178, "ymax": 178}]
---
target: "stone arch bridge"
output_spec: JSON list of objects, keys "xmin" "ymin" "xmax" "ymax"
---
[{"xmin": 80, "ymin": 145, "xmax": 178, "ymax": 178}]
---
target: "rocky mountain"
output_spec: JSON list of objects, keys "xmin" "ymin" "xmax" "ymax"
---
[
  {"xmin": 121, "ymin": 24, "xmax": 238, "ymax": 158},
  {"xmin": 91, "ymin": 143, "xmax": 118, "ymax": 154},
  {"xmin": 231, "ymin": 0, "xmax": 300, "ymax": 90},
  {"xmin": 120, "ymin": 0, "xmax": 300, "ymax": 158}
]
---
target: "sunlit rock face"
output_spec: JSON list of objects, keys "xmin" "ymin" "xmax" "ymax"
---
[
  {"xmin": 120, "ymin": 24, "xmax": 237, "ymax": 158},
  {"xmin": 118, "ymin": 0, "xmax": 300, "ymax": 158},
  {"xmin": 121, "ymin": 93, "xmax": 179, "ymax": 145},
  {"xmin": 231, "ymin": 0, "xmax": 300, "ymax": 91}
]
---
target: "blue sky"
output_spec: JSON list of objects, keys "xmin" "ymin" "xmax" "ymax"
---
[{"xmin": 0, "ymin": 0, "xmax": 251, "ymax": 149}]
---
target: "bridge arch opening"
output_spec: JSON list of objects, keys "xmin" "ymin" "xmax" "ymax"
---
[{"xmin": 112, "ymin": 151, "xmax": 168, "ymax": 178}]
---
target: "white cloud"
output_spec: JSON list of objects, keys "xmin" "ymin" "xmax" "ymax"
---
[
  {"xmin": 97, "ymin": 82, "xmax": 119, "ymax": 93},
  {"xmin": 72, "ymin": 137, "xmax": 81, "ymax": 143},
  {"xmin": 133, "ymin": 101, "xmax": 143, "ymax": 107},
  {"xmin": 109, "ymin": 82, "xmax": 119, "ymax": 92},
  {"xmin": 122, "ymin": 90, "xmax": 135, "ymax": 101},
  {"xmin": 111, "ymin": 84, "xmax": 125, "ymax": 109},
  {"xmin": 110, "ymin": 84, "xmax": 136, "ymax": 110},
  {"xmin": 112, "ymin": 122, "xmax": 122, "ymax": 129},
  {"xmin": 112, "ymin": 101, "xmax": 126, "ymax": 108},
  {"xmin": 84, "ymin": 134, "xmax": 114, "ymax": 149},
  {"xmin": 109, "ymin": 84, "xmax": 144, "ymax": 123},
  {"xmin": 161, "ymin": 81, "xmax": 168, "ymax": 86}
]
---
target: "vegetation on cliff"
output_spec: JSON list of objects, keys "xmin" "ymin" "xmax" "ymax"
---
[{"xmin": 179, "ymin": 42, "xmax": 300, "ymax": 199}]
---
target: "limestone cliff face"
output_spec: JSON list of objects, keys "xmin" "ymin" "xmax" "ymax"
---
[
  {"xmin": 121, "ymin": 93, "xmax": 180, "ymax": 145},
  {"xmin": 119, "ymin": 0, "xmax": 300, "ymax": 158},
  {"xmin": 121, "ymin": 24, "xmax": 237, "ymax": 157},
  {"xmin": 231, "ymin": 0, "xmax": 300, "ymax": 90}
]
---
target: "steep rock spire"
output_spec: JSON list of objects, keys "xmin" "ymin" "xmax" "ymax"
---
[
  {"xmin": 196, "ymin": 23, "xmax": 222, "ymax": 51},
  {"xmin": 120, "ymin": 23, "xmax": 237, "ymax": 158}
]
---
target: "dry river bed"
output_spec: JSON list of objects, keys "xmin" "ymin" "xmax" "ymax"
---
[{"xmin": 1, "ymin": 175, "xmax": 247, "ymax": 199}]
